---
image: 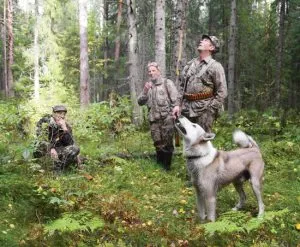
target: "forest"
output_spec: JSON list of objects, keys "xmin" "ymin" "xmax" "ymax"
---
[{"xmin": 0, "ymin": 0, "xmax": 300, "ymax": 246}]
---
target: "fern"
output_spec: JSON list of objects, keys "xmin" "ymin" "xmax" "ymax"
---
[
  {"xmin": 45, "ymin": 211, "xmax": 104, "ymax": 236},
  {"xmin": 203, "ymin": 209, "xmax": 289, "ymax": 236}
]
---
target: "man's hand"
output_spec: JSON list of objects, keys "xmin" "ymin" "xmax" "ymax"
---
[
  {"xmin": 143, "ymin": 82, "xmax": 152, "ymax": 94},
  {"xmin": 172, "ymin": 105, "xmax": 181, "ymax": 119},
  {"xmin": 55, "ymin": 118, "xmax": 68, "ymax": 131},
  {"xmin": 50, "ymin": 148, "xmax": 58, "ymax": 159}
]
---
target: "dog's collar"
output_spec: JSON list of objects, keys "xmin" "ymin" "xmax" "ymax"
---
[{"xmin": 186, "ymin": 156, "xmax": 202, "ymax": 160}]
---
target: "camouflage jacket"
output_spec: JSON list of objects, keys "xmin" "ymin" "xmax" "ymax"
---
[
  {"xmin": 137, "ymin": 77, "xmax": 179, "ymax": 122},
  {"xmin": 180, "ymin": 56, "xmax": 227, "ymax": 117},
  {"xmin": 35, "ymin": 115, "xmax": 74, "ymax": 149},
  {"xmin": 48, "ymin": 117, "xmax": 74, "ymax": 149}
]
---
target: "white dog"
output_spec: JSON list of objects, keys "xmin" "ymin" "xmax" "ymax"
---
[{"xmin": 175, "ymin": 116, "xmax": 265, "ymax": 222}]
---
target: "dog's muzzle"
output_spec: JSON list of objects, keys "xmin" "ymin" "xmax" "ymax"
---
[{"xmin": 175, "ymin": 117, "xmax": 187, "ymax": 135}]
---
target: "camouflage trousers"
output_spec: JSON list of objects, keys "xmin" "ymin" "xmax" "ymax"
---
[
  {"xmin": 185, "ymin": 108, "xmax": 217, "ymax": 133},
  {"xmin": 53, "ymin": 145, "xmax": 80, "ymax": 171},
  {"xmin": 150, "ymin": 115, "xmax": 175, "ymax": 153},
  {"xmin": 33, "ymin": 141, "xmax": 80, "ymax": 171}
]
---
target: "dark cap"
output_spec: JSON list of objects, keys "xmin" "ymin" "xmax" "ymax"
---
[
  {"xmin": 199, "ymin": 35, "xmax": 220, "ymax": 53},
  {"xmin": 52, "ymin": 105, "xmax": 67, "ymax": 113}
]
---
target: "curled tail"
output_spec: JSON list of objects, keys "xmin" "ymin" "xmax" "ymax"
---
[{"xmin": 233, "ymin": 130, "xmax": 258, "ymax": 148}]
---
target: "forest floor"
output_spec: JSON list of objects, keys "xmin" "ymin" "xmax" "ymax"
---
[{"xmin": 0, "ymin": 112, "xmax": 300, "ymax": 246}]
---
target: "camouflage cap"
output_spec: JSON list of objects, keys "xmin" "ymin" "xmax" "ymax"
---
[
  {"xmin": 199, "ymin": 35, "xmax": 220, "ymax": 53},
  {"xmin": 52, "ymin": 105, "xmax": 67, "ymax": 113}
]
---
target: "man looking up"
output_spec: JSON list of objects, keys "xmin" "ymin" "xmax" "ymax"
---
[{"xmin": 172, "ymin": 35, "xmax": 227, "ymax": 132}]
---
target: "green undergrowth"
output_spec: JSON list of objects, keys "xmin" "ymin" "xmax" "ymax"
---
[{"xmin": 0, "ymin": 101, "xmax": 299, "ymax": 246}]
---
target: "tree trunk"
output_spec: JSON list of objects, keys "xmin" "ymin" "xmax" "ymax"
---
[
  {"xmin": 34, "ymin": 0, "xmax": 40, "ymax": 101},
  {"xmin": 7, "ymin": 0, "xmax": 14, "ymax": 97},
  {"xmin": 155, "ymin": 0, "xmax": 166, "ymax": 76},
  {"xmin": 114, "ymin": 0, "xmax": 123, "ymax": 63},
  {"xmin": 1, "ymin": 0, "xmax": 7, "ymax": 95},
  {"xmin": 275, "ymin": 0, "xmax": 286, "ymax": 107},
  {"xmin": 227, "ymin": 0, "xmax": 237, "ymax": 117},
  {"xmin": 126, "ymin": 0, "xmax": 142, "ymax": 125},
  {"xmin": 172, "ymin": 0, "xmax": 188, "ymax": 86},
  {"xmin": 79, "ymin": 0, "xmax": 90, "ymax": 106}
]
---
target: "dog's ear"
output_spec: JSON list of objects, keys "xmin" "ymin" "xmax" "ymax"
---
[{"xmin": 202, "ymin": 132, "xmax": 215, "ymax": 141}]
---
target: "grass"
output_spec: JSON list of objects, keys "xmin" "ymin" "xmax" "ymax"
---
[{"xmin": 0, "ymin": 112, "xmax": 300, "ymax": 246}]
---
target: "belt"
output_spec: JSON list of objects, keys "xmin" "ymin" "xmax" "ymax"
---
[{"xmin": 184, "ymin": 89, "xmax": 214, "ymax": 101}]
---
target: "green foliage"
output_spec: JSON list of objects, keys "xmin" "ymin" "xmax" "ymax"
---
[
  {"xmin": 45, "ymin": 211, "xmax": 104, "ymax": 235},
  {"xmin": 1, "ymin": 103, "xmax": 300, "ymax": 246}
]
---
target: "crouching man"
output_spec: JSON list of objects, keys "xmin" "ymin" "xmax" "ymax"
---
[{"xmin": 34, "ymin": 105, "xmax": 81, "ymax": 172}]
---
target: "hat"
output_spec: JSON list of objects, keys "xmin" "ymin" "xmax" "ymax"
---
[
  {"xmin": 52, "ymin": 105, "xmax": 67, "ymax": 113},
  {"xmin": 199, "ymin": 35, "xmax": 220, "ymax": 53}
]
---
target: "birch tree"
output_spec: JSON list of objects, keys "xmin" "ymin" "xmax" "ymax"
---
[
  {"xmin": 79, "ymin": 0, "xmax": 90, "ymax": 106},
  {"xmin": 227, "ymin": 0, "xmax": 236, "ymax": 117},
  {"xmin": 172, "ymin": 0, "xmax": 188, "ymax": 86},
  {"xmin": 34, "ymin": 0, "xmax": 40, "ymax": 101},
  {"xmin": 126, "ymin": 0, "xmax": 142, "ymax": 125},
  {"xmin": 155, "ymin": 0, "xmax": 166, "ymax": 76}
]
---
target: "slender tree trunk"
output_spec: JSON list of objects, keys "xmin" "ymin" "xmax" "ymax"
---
[
  {"xmin": 79, "ymin": 0, "xmax": 90, "ymax": 106},
  {"xmin": 34, "ymin": 0, "xmax": 40, "ymax": 101},
  {"xmin": 126, "ymin": 0, "xmax": 142, "ymax": 125},
  {"xmin": 275, "ymin": 0, "xmax": 286, "ymax": 107},
  {"xmin": 97, "ymin": 0, "xmax": 105, "ymax": 101},
  {"xmin": 172, "ymin": 0, "xmax": 188, "ymax": 86},
  {"xmin": 227, "ymin": 0, "xmax": 237, "ymax": 117},
  {"xmin": 2, "ymin": 0, "xmax": 7, "ymax": 95},
  {"xmin": 114, "ymin": 0, "xmax": 123, "ymax": 63},
  {"xmin": 155, "ymin": 0, "xmax": 166, "ymax": 76},
  {"xmin": 7, "ymin": 0, "xmax": 14, "ymax": 97}
]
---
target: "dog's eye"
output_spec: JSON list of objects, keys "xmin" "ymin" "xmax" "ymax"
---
[{"xmin": 192, "ymin": 124, "xmax": 197, "ymax": 128}]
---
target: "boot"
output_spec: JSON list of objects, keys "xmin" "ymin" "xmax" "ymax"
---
[
  {"xmin": 156, "ymin": 151, "xmax": 164, "ymax": 165},
  {"xmin": 162, "ymin": 151, "xmax": 172, "ymax": 171}
]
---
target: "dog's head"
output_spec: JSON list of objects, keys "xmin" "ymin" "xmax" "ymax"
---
[{"xmin": 175, "ymin": 116, "xmax": 215, "ymax": 147}]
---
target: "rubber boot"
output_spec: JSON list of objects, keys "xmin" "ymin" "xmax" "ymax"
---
[
  {"xmin": 162, "ymin": 152, "xmax": 172, "ymax": 171},
  {"xmin": 156, "ymin": 151, "xmax": 164, "ymax": 165}
]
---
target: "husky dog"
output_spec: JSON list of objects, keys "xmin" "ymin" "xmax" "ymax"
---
[{"xmin": 175, "ymin": 116, "xmax": 264, "ymax": 222}]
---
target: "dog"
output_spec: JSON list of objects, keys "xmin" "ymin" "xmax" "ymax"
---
[{"xmin": 175, "ymin": 116, "xmax": 265, "ymax": 222}]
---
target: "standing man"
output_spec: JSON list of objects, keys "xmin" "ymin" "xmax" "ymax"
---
[
  {"xmin": 138, "ymin": 62, "xmax": 179, "ymax": 171},
  {"xmin": 34, "ymin": 105, "xmax": 81, "ymax": 172},
  {"xmin": 172, "ymin": 35, "xmax": 227, "ymax": 132}
]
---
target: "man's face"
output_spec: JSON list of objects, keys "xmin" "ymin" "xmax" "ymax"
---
[
  {"xmin": 53, "ymin": 111, "xmax": 66, "ymax": 120},
  {"xmin": 148, "ymin": 66, "xmax": 161, "ymax": 80},
  {"xmin": 197, "ymin": 38, "xmax": 215, "ymax": 53}
]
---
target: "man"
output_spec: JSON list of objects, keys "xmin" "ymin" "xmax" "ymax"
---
[
  {"xmin": 172, "ymin": 35, "xmax": 227, "ymax": 132},
  {"xmin": 138, "ymin": 62, "xmax": 179, "ymax": 170},
  {"xmin": 34, "ymin": 105, "xmax": 81, "ymax": 172}
]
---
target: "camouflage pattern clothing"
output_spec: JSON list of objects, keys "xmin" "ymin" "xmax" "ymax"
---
[
  {"xmin": 180, "ymin": 55, "xmax": 227, "ymax": 132},
  {"xmin": 138, "ymin": 76, "xmax": 179, "ymax": 151},
  {"xmin": 33, "ymin": 115, "xmax": 80, "ymax": 171}
]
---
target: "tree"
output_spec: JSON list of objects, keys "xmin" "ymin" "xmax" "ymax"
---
[
  {"xmin": 34, "ymin": 0, "xmax": 40, "ymax": 101},
  {"xmin": 79, "ymin": 0, "xmax": 90, "ymax": 106},
  {"xmin": 227, "ymin": 0, "xmax": 237, "ymax": 117},
  {"xmin": 172, "ymin": 0, "xmax": 189, "ymax": 86},
  {"xmin": 155, "ymin": 0, "xmax": 166, "ymax": 76},
  {"xmin": 6, "ymin": 0, "xmax": 14, "ymax": 97},
  {"xmin": 126, "ymin": 0, "xmax": 142, "ymax": 125},
  {"xmin": 275, "ymin": 0, "xmax": 287, "ymax": 107}
]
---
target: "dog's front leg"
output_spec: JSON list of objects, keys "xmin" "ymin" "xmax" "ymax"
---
[
  {"xmin": 205, "ymin": 190, "xmax": 217, "ymax": 222},
  {"xmin": 195, "ymin": 186, "xmax": 206, "ymax": 222}
]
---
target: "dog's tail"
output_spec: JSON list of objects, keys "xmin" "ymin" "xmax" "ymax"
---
[{"xmin": 233, "ymin": 130, "xmax": 258, "ymax": 148}]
